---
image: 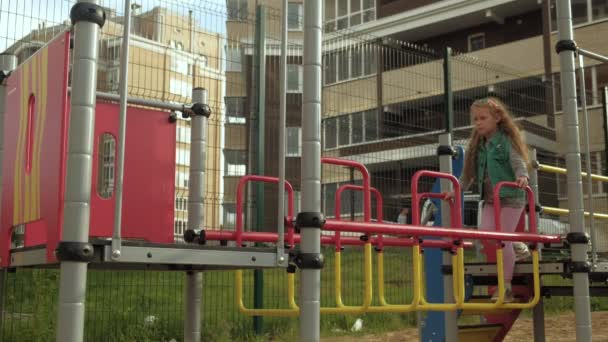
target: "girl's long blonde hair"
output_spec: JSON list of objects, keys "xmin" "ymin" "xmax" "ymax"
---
[{"xmin": 461, "ymin": 97, "xmax": 529, "ymax": 187}]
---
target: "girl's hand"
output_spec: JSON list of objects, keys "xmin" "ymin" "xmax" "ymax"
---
[
  {"xmin": 442, "ymin": 191, "xmax": 454, "ymax": 201},
  {"xmin": 516, "ymin": 176, "xmax": 529, "ymax": 189}
]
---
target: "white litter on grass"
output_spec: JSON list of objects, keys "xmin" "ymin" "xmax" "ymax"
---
[{"xmin": 351, "ymin": 318, "xmax": 363, "ymax": 332}]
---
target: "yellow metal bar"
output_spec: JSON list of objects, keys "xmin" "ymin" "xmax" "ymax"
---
[
  {"xmin": 538, "ymin": 163, "xmax": 608, "ymax": 183},
  {"xmin": 542, "ymin": 206, "xmax": 608, "ymax": 220},
  {"xmin": 324, "ymin": 242, "xmax": 373, "ymax": 314},
  {"xmin": 367, "ymin": 245, "xmax": 421, "ymax": 312},
  {"xmin": 235, "ymin": 270, "xmax": 299, "ymax": 317},
  {"xmin": 417, "ymin": 249, "xmax": 464, "ymax": 311}
]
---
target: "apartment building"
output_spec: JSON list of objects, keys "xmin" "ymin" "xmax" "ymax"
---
[
  {"xmin": 4, "ymin": 5, "xmax": 226, "ymax": 241},
  {"xmin": 225, "ymin": 0, "xmax": 607, "ymax": 228}
]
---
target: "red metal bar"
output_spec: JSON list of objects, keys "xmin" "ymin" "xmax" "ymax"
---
[
  {"xmin": 334, "ymin": 184, "xmax": 384, "ymax": 250},
  {"xmin": 321, "ymin": 157, "xmax": 371, "ymax": 223},
  {"xmin": 202, "ymin": 229, "xmax": 473, "ymax": 248},
  {"xmin": 322, "ymin": 219, "xmax": 562, "ymax": 244},
  {"xmin": 411, "ymin": 170, "xmax": 462, "ymax": 228},
  {"xmin": 236, "ymin": 175, "xmax": 294, "ymax": 246},
  {"xmin": 493, "ymin": 182, "xmax": 538, "ymax": 234}
]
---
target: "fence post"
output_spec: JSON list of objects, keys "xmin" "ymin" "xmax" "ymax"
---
[
  {"xmin": 300, "ymin": 0, "xmax": 323, "ymax": 341},
  {"xmin": 441, "ymin": 46, "xmax": 458, "ymax": 342},
  {"xmin": 0, "ymin": 53, "xmax": 18, "ymax": 341},
  {"xmin": 56, "ymin": 1, "xmax": 105, "ymax": 341},
  {"xmin": 252, "ymin": 5, "xmax": 266, "ymax": 335},
  {"xmin": 529, "ymin": 148, "xmax": 546, "ymax": 342},
  {"xmin": 603, "ymin": 87, "xmax": 608, "ymax": 194},
  {"xmin": 184, "ymin": 87, "xmax": 210, "ymax": 341},
  {"xmin": 555, "ymin": 1, "xmax": 593, "ymax": 341}
]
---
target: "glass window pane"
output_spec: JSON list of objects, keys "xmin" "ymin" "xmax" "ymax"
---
[
  {"xmin": 365, "ymin": 110, "xmax": 378, "ymax": 141},
  {"xmin": 325, "ymin": 118, "xmax": 337, "ymax": 149},
  {"xmin": 337, "ymin": 50, "xmax": 349, "ymax": 81},
  {"xmin": 288, "ymin": 64, "xmax": 300, "ymax": 91},
  {"xmin": 324, "ymin": 53, "xmax": 336, "ymax": 84},
  {"xmin": 363, "ymin": 45, "xmax": 377, "ymax": 75},
  {"xmin": 350, "ymin": 13, "xmax": 361, "ymax": 26},
  {"xmin": 324, "ymin": 21, "xmax": 336, "ymax": 33},
  {"xmin": 571, "ymin": 0, "xmax": 588, "ymax": 24},
  {"xmin": 288, "ymin": 3, "xmax": 303, "ymax": 30},
  {"xmin": 337, "ymin": 17, "xmax": 348, "ymax": 30},
  {"xmin": 351, "ymin": 46, "xmax": 362, "ymax": 78},
  {"xmin": 351, "ymin": 0, "xmax": 361, "ymax": 12},
  {"xmin": 363, "ymin": 0, "xmax": 374, "ymax": 10},
  {"xmin": 363, "ymin": 9, "xmax": 375, "ymax": 22},
  {"xmin": 338, "ymin": 115, "xmax": 350, "ymax": 146},
  {"xmin": 324, "ymin": 183, "xmax": 337, "ymax": 216},
  {"xmin": 224, "ymin": 150, "xmax": 247, "ymax": 176},
  {"xmin": 97, "ymin": 133, "xmax": 116, "ymax": 199},
  {"xmin": 325, "ymin": 0, "xmax": 336, "ymax": 20},
  {"xmin": 593, "ymin": 0, "xmax": 608, "ymax": 20},
  {"xmin": 338, "ymin": 0, "xmax": 348, "ymax": 16},
  {"xmin": 352, "ymin": 112, "xmax": 363, "ymax": 143},
  {"xmin": 286, "ymin": 127, "xmax": 301, "ymax": 156}
]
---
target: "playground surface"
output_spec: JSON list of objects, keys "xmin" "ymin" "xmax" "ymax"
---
[{"xmin": 321, "ymin": 311, "xmax": 608, "ymax": 341}]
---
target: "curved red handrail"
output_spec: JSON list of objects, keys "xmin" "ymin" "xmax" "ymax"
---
[{"xmin": 411, "ymin": 170, "xmax": 462, "ymax": 228}]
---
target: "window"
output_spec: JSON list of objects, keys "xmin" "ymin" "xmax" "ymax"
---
[
  {"xmin": 97, "ymin": 133, "xmax": 116, "ymax": 199},
  {"xmin": 225, "ymin": 97, "xmax": 246, "ymax": 124},
  {"xmin": 324, "ymin": 43, "xmax": 376, "ymax": 85},
  {"xmin": 286, "ymin": 127, "xmax": 301, "ymax": 157},
  {"xmin": 468, "ymin": 33, "xmax": 485, "ymax": 52},
  {"xmin": 106, "ymin": 68, "xmax": 119, "ymax": 91},
  {"xmin": 288, "ymin": 3, "xmax": 303, "ymax": 30},
  {"xmin": 593, "ymin": 0, "xmax": 608, "ymax": 21},
  {"xmin": 227, "ymin": 0, "xmax": 248, "ymax": 20},
  {"xmin": 177, "ymin": 125, "xmax": 191, "ymax": 143},
  {"xmin": 174, "ymin": 219, "xmax": 187, "ymax": 236},
  {"xmin": 323, "ymin": 110, "xmax": 378, "ymax": 149},
  {"xmin": 323, "ymin": 180, "xmax": 364, "ymax": 217},
  {"xmin": 287, "ymin": 64, "xmax": 303, "ymax": 93},
  {"xmin": 226, "ymin": 47, "xmax": 242, "ymax": 72},
  {"xmin": 176, "ymin": 42, "xmax": 184, "ymax": 51},
  {"xmin": 176, "ymin": 147, "xmax": 190, "ymax": 166},
  {"xmin": 176, "ymin": 171, "xmax": 189, "ymax": 188},
  {"xmin": 224, "ymin": 150, "xmax": 247, "ymax": 176},
  {"xmin": 171, "ymin": 56, "xmax": 189, "ymax": 75},
  {"xmin": 324, "ymin": 117, "xmax": 337, "ymax": 149},
  {"xmin": 324, "ymin": 0, "xmax": 375, "ymax": 33},
  {"xmin": 175, "ymin": 197, "xmax": 188, "ymax": 211},
  {"xmin": 223, "ymin": 203, "xmax": 237, "ymax": 229},
  {"xmin": 169, "ymin": 79, "xmax": 192, "ymax": 98}
]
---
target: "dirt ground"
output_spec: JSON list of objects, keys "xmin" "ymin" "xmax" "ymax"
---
[{"xmin": 321, "ymin": 311, "xmax": 608, "ymax": 342}]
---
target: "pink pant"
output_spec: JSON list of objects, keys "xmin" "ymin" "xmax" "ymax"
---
[{"xmin": 479, "ymin": 205, "xmax": 524, "ymax": 282}]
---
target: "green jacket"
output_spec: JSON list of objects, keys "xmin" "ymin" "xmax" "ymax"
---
[{"xmin": 476, "ymin": 131, "xmax": 524, "ymax": 200}]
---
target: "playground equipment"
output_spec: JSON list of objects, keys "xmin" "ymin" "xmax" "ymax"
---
[{"xmin": 1, "ymin": 0, "xmax": 608, "ymax": 341}]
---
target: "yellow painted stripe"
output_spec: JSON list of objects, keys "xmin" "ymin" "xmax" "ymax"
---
[
  {"xmin": 538, "ymin": 163, "xmax": 608, "ymax": 183},
  {"xmin": 34, "ymin": 49, "xmax": 49, "ymax": 219},
  {"xmin": 13, "ymin": 62, "xmax": 27, "ymax": 224}
]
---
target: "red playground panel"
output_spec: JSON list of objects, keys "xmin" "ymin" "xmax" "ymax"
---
[{"xmin": 1, "ymin": 31, "xmax": 177, "ymax": 267}]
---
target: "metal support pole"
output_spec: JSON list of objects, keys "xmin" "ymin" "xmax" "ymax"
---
[
  {"xmin": 253, "ymin": 5, "xmax": 266, "ymax": 335},
  {"xmin": 111, "ymin": 0, "xmax": 133, "ymax": 259},
  {"xmin": 603, "ymin": 87, "xmax": 608, "ymax": 194},
  {"xmin": 577, "ymin": 55, "xmax": 597, "ymax": 267},
  {"xmin": 442, "ymin": 46, "xmax": 458, "ymax": 342},
  {"xmin": 530, "ymin": 149, "xmax": 546, "ymax": 342},
  {"xmin": 276, "ymin": 0, "xmax": 288, "ymax": 264},
  {"xmin": 578, "ymin": 48, "xmax": 608, "ymax": 63},
  {"xmin": 184, "ymin": 88, "xmax": 208, "ymax": 341},
  {"xmin": 440, "ymin": 132, "xmax": 458, "ymax": 342},
  {"xmin": 555, "ymin": 1, "xmax": 593, "ymax": 341},
  {"xmin": 56, "ymin": 2, "xmax": 104, "ymax": 341},
  {"xmin": 300, "ymin": 0, "xmax": 322, "ymax": 341},
  {"xmin": 0, "ymin": 53, "xmax": 17, "ymax": 341}
]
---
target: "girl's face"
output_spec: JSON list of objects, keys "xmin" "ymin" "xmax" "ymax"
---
[{"xmin": 472, "ymin": 106, "xmax": 500, "ymax": 138}]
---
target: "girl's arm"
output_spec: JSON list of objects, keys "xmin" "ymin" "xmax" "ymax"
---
[{"xmin": 510, "ymin": 148, "xmax": 529, "ymax": 188}]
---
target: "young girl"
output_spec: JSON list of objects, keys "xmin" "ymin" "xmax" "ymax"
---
[{"xmin": 445, "ymin": 97, "xmax": 530, "ymax": 302}]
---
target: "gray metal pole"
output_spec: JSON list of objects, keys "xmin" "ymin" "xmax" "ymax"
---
[
  {"xmin": 529, "ymin": 149, "xmax": 546, "ymax": 342},
  {"xmin": 555, "ymin": 1, "xmax": 593, "ymax": 341},
  {"xmin": 300, "ymin": 0, "xmax": 322, "ymax": 341},
  {"xmin": 111, "ymin": 0, "xmax": 133, "ymax": 259},
  {"xmin": 276, "ymin": 0, "xmax": 287, "ymax": 264},
  {"xmin": 577, "ymin": 55, "xmax": 597, "ymax": 267},
  {"xmin": 75, "ymin": 89, "xmax": 189, "ymax": 113},
  {"xmin": 184, "ymin": 88, "xmax": 209, "ymax": 342},
  {"xmin": 56, "ymin": 2, "xmax": 105, "ymax": 341},
  {"xmin": 0, "ymin": 53, "xmax": 17, "ymax": 342},
  {"xmin": 578, "ymin": 48, "xmax": 608, "ymax": 63},
  {"xmin": 439, "ymin": 133, "xmax": 458, "ymax": 342}
]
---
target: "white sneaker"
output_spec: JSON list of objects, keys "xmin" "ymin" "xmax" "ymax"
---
[
  {"xmin": 491, "ymin": 289, "xmax": 515, "ymax": 303},
  {"xmin": 514, "ymin": 242, "xmax": 531, "ymax": 262}
]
